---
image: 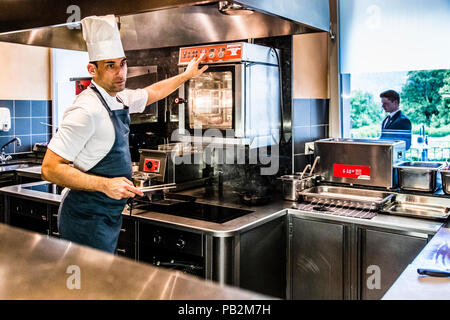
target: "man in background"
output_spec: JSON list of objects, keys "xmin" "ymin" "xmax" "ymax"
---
[{"xmin": 379, "ymin": 90, "xmax": 412, "ymax": 150}]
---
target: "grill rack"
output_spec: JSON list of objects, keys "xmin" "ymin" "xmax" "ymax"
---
[{"xmin": 294, "ymin": 199, "xmax": 378, "ymax": 219}]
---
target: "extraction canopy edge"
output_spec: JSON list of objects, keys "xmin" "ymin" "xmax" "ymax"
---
[{"xmin": 0, "ymin": 0, "xmax": 330, "ymax": 51}]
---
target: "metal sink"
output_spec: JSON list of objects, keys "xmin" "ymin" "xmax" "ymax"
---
[{"xmin": 0, "ymin": 160, "xmax": 41, "ymax": 172}]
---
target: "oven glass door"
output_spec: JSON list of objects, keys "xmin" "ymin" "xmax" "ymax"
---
[{"xmin": 185, "ymin": 66, "xmax": 234, "ymax": 130}]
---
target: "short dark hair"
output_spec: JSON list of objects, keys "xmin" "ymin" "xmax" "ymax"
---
[
  {"xmin": 89, "ymin": 61, "xmax": 98, "ymax": 67},
  {"xmin": 380, "ymin": 90, "xmax": 400, "ymax": 104}
]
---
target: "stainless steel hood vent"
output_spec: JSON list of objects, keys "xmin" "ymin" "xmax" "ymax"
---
[{"xmin": 0, "ymin": 0, "xmax": 329, "ymax": 51}]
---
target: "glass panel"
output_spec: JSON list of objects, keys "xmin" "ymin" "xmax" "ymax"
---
[
  {"xmin": 187, "ymin": 71, "xmax": 233, "ymax": 130},
  {"xmin": 339, "ymin": 0, "xmax": 450, "ymax": 74},
  {"xmin": 343, "ymin": 69, "xmax": 450, "ymax": 161}
]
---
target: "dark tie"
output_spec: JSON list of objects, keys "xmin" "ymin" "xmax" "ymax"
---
[{"xmin": 383, "ymin": 116, "xmax": 390, "ymax": 129}]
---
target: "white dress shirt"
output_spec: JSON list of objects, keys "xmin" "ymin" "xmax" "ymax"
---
[{"xmin": 48, "ymin": 81, "xmax": 148, "ymax": 172}]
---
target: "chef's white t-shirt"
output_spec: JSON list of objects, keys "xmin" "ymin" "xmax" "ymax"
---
[{"xmin": 48, "ymin": 81, "xmax": 148, "ymax": 172}]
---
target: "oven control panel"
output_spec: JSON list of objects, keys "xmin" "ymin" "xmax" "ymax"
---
[
  {"xmin": 143, "ymin": 158, "xmax": 160, "ymax": 173},
  {"xmin": 179, "ymin": 43, "xmax": 243, "ymax": 65}
]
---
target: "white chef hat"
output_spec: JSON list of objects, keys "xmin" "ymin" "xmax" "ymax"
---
[{"xmin": 81, "ymin": 14, "xmax": 125, "ymax": 62}]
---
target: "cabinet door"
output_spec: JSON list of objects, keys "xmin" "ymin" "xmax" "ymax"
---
[
  {"xmin": 291, "ymin": 218, "xmax": 345, "ymax": 300},
  {"xmin": 49, "ymin": 205, "xmax": 60, "ymax": 238},
  {"xmin": 360, "ymin": 229, "xmax": 427, "ymax": 300},
  {"xmin": 116, "ymin": 216, "xmax": 136, "ymax": 259}
]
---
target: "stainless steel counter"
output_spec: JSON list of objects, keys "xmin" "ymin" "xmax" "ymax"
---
[
  {"xmin": 0, "ymin": 180, "xmax": 62, "ymax": 205},
  {"xmin": 0, "ymin": 223, "xmax": 270, "ymax": 300},
  {"xmin": 0, "ymin": 181, "xmax": 443, "ymax": 236},
  {"xmin": 289, "ymin": 203, "xmax": 443, "ymax": 236},
  {"xmin": 132, "ymin": 187, "xmax": 288, "ymax": 236},
  {"xmin": 1, "ymin": 180, "xmax": 448, "ymax": 300},
  {"xmin": 0, "ymin": 181, "xmax": 288, "ymax": 236},
  {"xmin": 15, "ymin": 165, "xmax": 42, "ymax": 179},
  {"xmin": 382, "ymin": 227, "xmax": 450, "ymax": 300}
]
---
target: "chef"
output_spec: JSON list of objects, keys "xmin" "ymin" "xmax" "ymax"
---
[{"xmin": 41, "ymin": 15, "xmax": 207, "ymax": 253}]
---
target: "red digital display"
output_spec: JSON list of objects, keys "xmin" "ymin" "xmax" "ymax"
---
[
  {"xmin": 333, "ymin": 164, "xmax": 371, "ymax": 180},
  {"xmin": 143, "ymin": 159, "xmax": 160, "ymax": 173},
  {"xmin": 179, "ymin": 43, "xmax": 243, "ymax": 65}
]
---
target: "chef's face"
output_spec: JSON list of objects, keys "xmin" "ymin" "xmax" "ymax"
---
[
  {"xmin": 381, "ymin": 97, "xmax": 399, "ymax": 114},
  {"xmin": 88, "ymin": 57, "xmax": 127, "ymax": 95}
]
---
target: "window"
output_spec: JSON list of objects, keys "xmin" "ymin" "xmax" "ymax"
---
[
  {"xmin": 347, "ymin": 69, "xmax": 450, "ymax": 161},
  {"xmin": 339, "ymin": 0, "xmax": 450, "ymax": 161}
]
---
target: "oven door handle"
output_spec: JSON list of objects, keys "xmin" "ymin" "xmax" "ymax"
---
[{"xmin": 156, "ymin": 260, "xmax": 203, "ymax": 270}]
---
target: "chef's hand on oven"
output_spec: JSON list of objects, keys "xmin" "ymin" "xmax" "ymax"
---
[
  {"xmin": 103, "ymin": 177, "xmax": 144, "ymax": 200},
  {"xmin": 183, "ymin": 53, "xmax": 208, "ymax": 80}
]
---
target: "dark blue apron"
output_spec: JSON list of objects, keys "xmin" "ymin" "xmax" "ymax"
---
[{"xmin": 58, "ymin": 84, "xmax": 132, "ymax": 253}]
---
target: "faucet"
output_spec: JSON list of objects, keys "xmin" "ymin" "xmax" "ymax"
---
[{"xmin": 0, "ymin": 137, "xmax": 21, "ymax": 163}]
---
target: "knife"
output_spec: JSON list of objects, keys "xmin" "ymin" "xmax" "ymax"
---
[{"xmin": 417, "ymin": 268, "xmax": 450, "ymax": 277}]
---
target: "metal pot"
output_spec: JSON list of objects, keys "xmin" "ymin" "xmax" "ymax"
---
[
  {"xmin": 133, "ymin": 177, "xmax": 148, "ymax": 188},
  {"xmin": 279, "ymin": 175, "xmax": 313, "ymax": 201},
  {"xmin": 394, "ymin": 161, "xmax": 445, "ymax": 192},
  {"xmin": 132, "ymin": 162, "xmax": 140, "ymax": 173}
]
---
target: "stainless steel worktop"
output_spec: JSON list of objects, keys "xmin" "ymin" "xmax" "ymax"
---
[
  {"xmin": 132, "ymin": 187, "xmax": 288, "ymax": 236},
  {"xmin": 0, "ymin": 180, "xmax": 62, "ymax": 205},
  {"xmin": 0, "ymin": 180, "xmax": 449, "ymax": 299},
  {"xmin": 289, "ymin": 203, "xmax": 443, "ymax": 236},
  {"xmin": 0, "ymin": 181, "xmax": 288, "ymax": 236},
  {"xmin": 382, "ymin": 226, "xmax": 450, "ymax": 300},
  {"xmin": 0, "ymin": 223, "xmax": 270, "ymax": 300},
  {"xmin": 0, "ymin": 181, "xmax": 444, "ymax": 237},
  {"xmin": 14, "ymin": 165, "xmax": 42, "ymax": 179}
]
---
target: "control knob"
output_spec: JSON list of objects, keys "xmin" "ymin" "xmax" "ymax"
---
[
  {"xmin": 174, "ymin": 97, "xmax": 186, "ymax": 104},
  {"xmin": 176, "ymin": 238, "xmax": 186, "ymax": 249},
  {"xmin": 153, "ymin": 234, "xmax": 163, "ymax": 245}
]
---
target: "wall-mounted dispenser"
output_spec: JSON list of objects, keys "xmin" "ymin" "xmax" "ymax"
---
[{"xmin": 0, "ymin": 107, "xmax": 11, "ymax": 131}]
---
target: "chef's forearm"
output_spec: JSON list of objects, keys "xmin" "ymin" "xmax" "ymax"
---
[
  {"xmin": 42, "ymin": 162, "xmax": 107, "ymax": 193},
  {"xmin": 145, "ymin": 73, "xmax": 188, "ymax": 105}
]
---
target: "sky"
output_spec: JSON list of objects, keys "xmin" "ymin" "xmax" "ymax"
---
[{"xmin": 350, "ymin": 71, "xmax": 409, "ymax": 102}]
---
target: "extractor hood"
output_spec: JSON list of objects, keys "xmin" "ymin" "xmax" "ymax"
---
[{"xmin": 0, "ymin": 0, "xmax": 330, "ymax": 51}]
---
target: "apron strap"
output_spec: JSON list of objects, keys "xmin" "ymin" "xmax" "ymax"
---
[
  {"xmin": 89, "ymin": 83, "xmax": 129, "ymax": 113},
  {"xmin": 89, "ymin": 83, "xmax": 113, "ymax": 116},
  {"xmin": 115, "ymin": 95, "xmax": 129, "ymax": 110}
]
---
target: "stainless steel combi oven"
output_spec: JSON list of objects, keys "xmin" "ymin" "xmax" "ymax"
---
[{"xmin": 176, "ymin": 42, "xmax": 281, "ymax": 148}]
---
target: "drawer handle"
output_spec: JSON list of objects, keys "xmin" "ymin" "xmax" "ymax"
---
[
  {"xmin": 120, "ymin": 228, "xmax": 126, "ymax": 233},
  {"xmin": 52, "ymin": 232, "xmax": 60, "ymax": 236},
  {"xmin": 116, "ymin": 248, "xmax": 126, "ymax": 254}
]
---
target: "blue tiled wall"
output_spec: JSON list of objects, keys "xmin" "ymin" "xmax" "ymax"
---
[
  {"xmin": 0, "ymin": 100, "xmax": 51, "ymax": 154},
  {"xmin": 292, "ymin": 99, "xmax": 329, "ymax": 173}
]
